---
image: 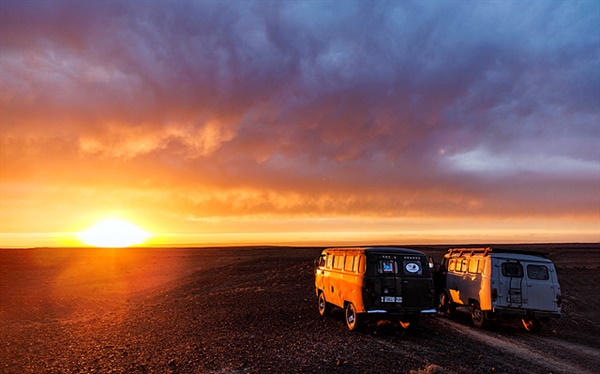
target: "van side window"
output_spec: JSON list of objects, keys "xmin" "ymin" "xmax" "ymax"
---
[
  {"xmin": 333, "ymin": 255, "xmax": 344, "ymax": 269},
  {"xmin": 527, "ymin": 265, "xmax": 549, "ymax": 280},
  {"xmin": 344, "ymin": 255, "xmax": 355, "ymax": 272},
  {"xmin": 357, "ymin": 256, "xmax": 365, "ymax": 273},
  {"xmin": 326, "ymin": 254, "xmax": 333, "ymax": 269},
  {"xmin": 448, "ymin": 259, "xmax": 456, "ymax": 271},
  {"xmin": 468, "ymin": 259, "xmax": 480, "ymax": 274},
  {"xmin": 456, "ymin": 259, "xmax": 463, "ymax": 272},
  {"xmin": 502, "ymin": 262, "xmax": 523, "ymax": 278},
  {"xmin": 378, "ymin": 259, "xmax": 398, "ymax": 274}
]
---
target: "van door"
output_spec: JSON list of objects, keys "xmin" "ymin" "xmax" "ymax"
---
[
  {"xmin": 327, "ymin": 253, "xmax": 345, "ymax": 307},
  {"xmin": 523, "ymin": 262, "xmax": 558, "ymax": 312},
  {"xmin": 371, "ymin": 255, "xmax": 430, "ymax": 309},
  {"xmin": 322, "ymin": 253, "xmax": 336, "ymax": 306},
  {"xmin": 373, "ymin": 255, "xmax": 403, "ymax": 306},
  {"xmin": 497, "ymin": 260, "xmax": 525, "ymax": 308},
  {"xmin": 399, "ymin": 256, "xmax": 432, "ymax": 308}
]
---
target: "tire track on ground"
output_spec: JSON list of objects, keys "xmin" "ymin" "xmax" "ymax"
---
[{"xmin": 437, "ymin": 318, "xmax": 595, "ymax": 374}]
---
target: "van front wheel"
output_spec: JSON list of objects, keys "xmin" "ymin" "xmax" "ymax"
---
[
  {"xmin": 345, "ymin": 303, "xmax": 363, "ymax": 331},
  {"xmin": 318, "ymin": 292, "xmax": 331, "ymax": 317}
]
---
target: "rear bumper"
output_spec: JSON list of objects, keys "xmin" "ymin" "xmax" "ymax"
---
[
  {"xmin": 493, "ymin": 307, "xmax": 561, "ymax": 319},
  {"xmin": 365, "ymin": 306, "xmax": 436, "ymax": 315}
]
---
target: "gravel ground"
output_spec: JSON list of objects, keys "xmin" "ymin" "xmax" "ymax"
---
[{"xmin": 1, "ymin": 245, "xmax": 599, "ymax": 373}]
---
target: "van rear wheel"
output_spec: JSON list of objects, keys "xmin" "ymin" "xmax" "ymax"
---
[
  {"xmin": 399, "ymin": 317, "xmax": 419, "ymax": 331},
  {"xmin": 345, "ymin": 302, "xmax": 363, "ymax": 331},
  {"xmin": 471, "ymin": 302, "xmax": 489, "ymax": 328},
  {"xmin": 522, "ymin": 318, "xmax": 541, "ymax": 332},
  {"xmin": 317, "ymin": 292, "xmax": 331, "ymax": 317}
]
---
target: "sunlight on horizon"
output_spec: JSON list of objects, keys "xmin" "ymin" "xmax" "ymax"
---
[{"xmin": 78, "ymin": 218, "xmax": 152, "ymax": 248}]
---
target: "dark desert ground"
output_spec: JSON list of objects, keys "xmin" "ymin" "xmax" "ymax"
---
[{"xmin": 1, "ymin": 243, "xmax": 599, "ymax": 373}]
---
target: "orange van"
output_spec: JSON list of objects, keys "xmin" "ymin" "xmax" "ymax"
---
[{"xmin": 314, "ymin": 247, "xmax": 436, "ymax": 331}]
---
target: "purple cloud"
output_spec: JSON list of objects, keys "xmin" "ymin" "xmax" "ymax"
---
[{"xmin": 1, "ymin": 0, "xmax": 598, "ymax": 235}]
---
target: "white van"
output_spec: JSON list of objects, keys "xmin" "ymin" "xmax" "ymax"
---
[{"xmin": 437, "ymin": 247, "xmax": 562, "ymax": 331}]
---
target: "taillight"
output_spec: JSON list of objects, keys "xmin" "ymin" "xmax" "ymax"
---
[
  {"xmin": 491, "ymin": 288, "xmax": 498, "ymax": 302},
  {"xmin": 556, "ymin": 294, "xmax": 562, "ymax": 307}
]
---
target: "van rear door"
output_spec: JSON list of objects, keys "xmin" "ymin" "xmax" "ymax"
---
[
  {"xmin": 523, "ymin": 262, "xmax": 559, "ymax": 312},
  {"xmin": 399, "ymin": 256, "xmax": 433, "ymax": 308},
  {"xmin": 496, "ymin": 260, "xmax": 526, "ymax": 308},
  {"xmin": 371, "ymin": 254, "xmax": 431, "ymax": 309},
  {"xmin": 373, "ymin": 255, "xmax": 403, "ymax": 306}
]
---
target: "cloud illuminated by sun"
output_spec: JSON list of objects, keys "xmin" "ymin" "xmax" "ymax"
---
[{"xmin": 78, "ymin": 218, "xmax": 151, "ymax": 247}]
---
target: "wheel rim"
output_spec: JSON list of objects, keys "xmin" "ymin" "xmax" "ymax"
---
[
  {"xmin": 318, "ymin": 294, "xmax": 325, "ymax": 312},
  {"xmin": 346, "ymin": 305, "xmax": 355, "ymax": 326},
  {"xmin": 472, "ymin": 305, "xmax": 483, "ymax": 324}
]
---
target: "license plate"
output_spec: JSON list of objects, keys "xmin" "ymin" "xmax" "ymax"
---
[
  {"xmin": 381, "ymin": 296, "xmax": 402, "ymax": 303},
  {"xmin": 508, "ymin": 297, "xmax": 522, "ymax": 303}
]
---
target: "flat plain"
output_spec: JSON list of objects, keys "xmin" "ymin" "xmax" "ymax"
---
[{"xmin": 1, "ymin": 243, "xmax": 599, "ymax": 373}]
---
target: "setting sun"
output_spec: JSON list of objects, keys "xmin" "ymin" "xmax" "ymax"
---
[{"xmin": 78, "ymin": 219, "xmax": 152, "ymax": 248}]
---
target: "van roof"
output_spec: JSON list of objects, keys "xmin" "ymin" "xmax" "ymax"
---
[
  {"xmin": 445, "ymin": 247, "xmax": 551, "ymax": 261},
  {"xmin": 489, "ymin": 252, "xmax": 554, "ymax": 263},
  {"xmin": 323, "ymin": 247, "xmax": 427, "ymax": 256}
]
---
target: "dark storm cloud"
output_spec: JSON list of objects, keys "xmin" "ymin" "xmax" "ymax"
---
[{"xmin": 1, "ymin": 0, "xmax": 599, "ymax": 219}]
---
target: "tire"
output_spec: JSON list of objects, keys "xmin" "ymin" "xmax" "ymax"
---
[
  {"xmin": 345, "ymin": 302, "xmax": 363, "ymax": 331},
  {"xmin": 471, "ymin": 302, "xmax": 489, "ymax": 328},
  {"xmin": 440, "ymin": 292, "xmax": 456, "ymax": 316},
  {"xmin": 317, "ymin": 292, "xmax": 331, "ymax": 317},
  {"xmin": 522, "ymin": 318, "xmax": 542, "ymax": 332}
]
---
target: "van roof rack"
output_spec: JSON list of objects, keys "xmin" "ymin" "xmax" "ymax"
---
[
  {"xmin": 446, "ymin": 247, "xmax": 491, "ymax": 257},
  {"xmin": 446, "ymin": 247, "xmax": 550, "ymax": 258}
]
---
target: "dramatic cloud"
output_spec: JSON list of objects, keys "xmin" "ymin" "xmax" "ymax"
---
[{"xmin": 1, "ymin": 0, "xmax": 598, "ymax": 245}]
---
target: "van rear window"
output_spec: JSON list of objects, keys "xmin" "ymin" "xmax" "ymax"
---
[
  {"xmin": 527, "ymin": 265, "xmax": 549, "ymax": 280},
  {"xmin": 501, "ymin": 262, "xmax": 523, "ymax": 278},
  {"xmin": 379, "ymin": 259, "xmax": 398, "ymax": 274},
  {"xmin": 403, "ymin": 260, "xmax": 422, "ymax": 275}
]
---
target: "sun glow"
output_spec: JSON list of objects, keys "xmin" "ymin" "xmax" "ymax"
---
[{"xmin": 78, "ymin": 219, "xmax": 151, "ymax": 248}]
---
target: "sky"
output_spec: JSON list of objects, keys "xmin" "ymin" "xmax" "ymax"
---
[{"xmin": 1, "ymin": 0, "xmax": 599, "ymax": 247}]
